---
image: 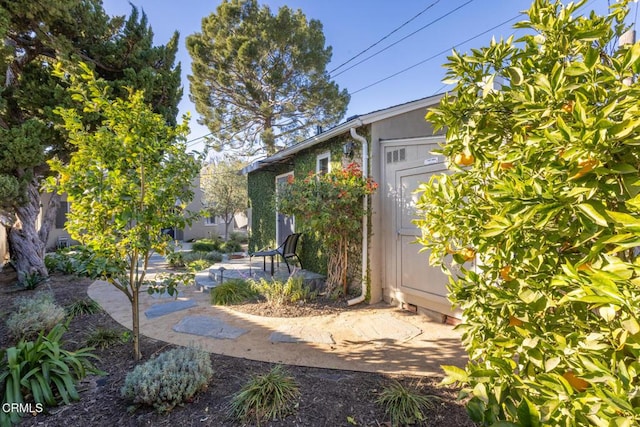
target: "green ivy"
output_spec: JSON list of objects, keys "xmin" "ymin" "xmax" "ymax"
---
[{"xmin": 248, "ymin": 127, "xmax": 373, "ymax": 293}]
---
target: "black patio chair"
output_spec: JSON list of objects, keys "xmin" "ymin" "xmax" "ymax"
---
[{"xmin": 250, "ymin": 233, "xmax": 303, "ymax": 275}]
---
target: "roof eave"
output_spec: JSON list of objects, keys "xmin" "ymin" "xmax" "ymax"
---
[{"xmin": 243, "ymin": 92, "xmax": 447, "ymax": 175}]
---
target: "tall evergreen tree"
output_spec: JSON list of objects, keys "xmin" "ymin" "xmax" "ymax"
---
[
  {"xmin": 0, "ymin": 1, "xmax": 182, "ymax": 283},
  {"xmin": 187, "ymin": 0, "xmax": 349, "ymax": 155}
]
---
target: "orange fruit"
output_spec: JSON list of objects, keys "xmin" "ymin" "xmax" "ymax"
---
[
  {"xmin": 562, "ymin": 371, "xmax": 589, "ymax": 392},
  {"xmin": 577, "ymin": 263, "xmax": 591, "ymax": 271},
  {"xmin": 500, "ymin": 265, "xmax": 513, "ymax": 281},
  {"xmin": 509, "ymin": 316, "xmax": 523, "ymax": 327},
  {"xmin": 562, "ymin": 100, "xmax": 574, "ymax": 113},
  {"xmin": 570, "ymin": 158, "xmax": 597, "ymax": 180},
  {"xmin": 499, "ymin": 162, "xmax": 514, "ymax": 170},
  {"xmin": 459, "ymin": 247, "xmax": 476, "ymax": 262},
  {"xmin": 454, "ymin": 151, "xmax": 474, "ymax": 166}
]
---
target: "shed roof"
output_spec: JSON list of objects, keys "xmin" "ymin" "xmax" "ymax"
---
[{"xmin": 242, "ymin": 93, "xmax": 445, "ymax": 174}]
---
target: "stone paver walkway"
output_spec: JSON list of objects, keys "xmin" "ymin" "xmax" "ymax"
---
[{"xmin": 88, "ymin": 254, "xmax": 467, "ymax": 376}]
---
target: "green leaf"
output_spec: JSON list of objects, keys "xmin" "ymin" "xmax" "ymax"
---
[
  {"xmin": 584, "ymin": 47, "xmax": 599, "ymax": 69},
  {"xmin": 565, "ymin": 63, "xmax": 589, "ymax": 76},
  {"xmin": 516, "ymin": 397, "xmax": 541, "ymax": 427},
  {"xmin": 576, "ymin": 202, "xmax": 609, "ymax": 227},
  {"xmin": 440, "ymin": 365, "xmax": 468, "ymax": 384},
  {"xmin": 607, "ymin": 210, "xmax": 640, "ymax": 232},
  {"xmin": 506, "ymin": 67, "xmax": 524, "ymax": 85},
  {"xmin": 556, "ymin": 116, "xmax": 572, "ymax": 140},
  {"xmin": 621, "ymin": 317, "xmax": 640, "ymax": 335},
  {"xmin": 623, "ymin": 43, "xmax": 640, "ymax": 71},
  {"xmin": 472, "ymin": 382, "xmax": 489, "ymax": 404}
]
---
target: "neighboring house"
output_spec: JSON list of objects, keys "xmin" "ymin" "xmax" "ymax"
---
[
  {"xmin": 245, "ymin": 93, "xmax": 462, "ymax": 322},
  {"xmin": 40, "ymin": 174, "xmax": 241, "ymax": 251}
]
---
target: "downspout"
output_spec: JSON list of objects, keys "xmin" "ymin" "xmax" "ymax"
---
[{"xmin": 348, "ymin": 125, "xmax": 368, "ymax": 306}]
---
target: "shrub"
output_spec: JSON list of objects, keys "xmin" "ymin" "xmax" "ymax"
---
[
  {"xmin": 251, "ymin": 275, "xmax": 314, "ymax": 307},
  {"xmin": 86, "ymin": 327, "xmax": 129, "ymax": 349},
  {"xmin": 66, "ymin": 299, "xmax": 102, "ymax": 318},
  {"xmin": 377, "ymin": 380, "xmax": 436, "ymax": 427},
  {"xmin": 19, "ymin": 272, "xmax": 46, "ymax": 290},
  {"xmin": 186, "ymin": 259, "xmax": 210, "ymax": 273},
  {"xmin": 45, "ymin": 246, "xmax": 123, "ymax": 279},
  {"xmin": 221, "ymin": 240, "xmax": 242, "ymax": 253},
  {"xmin": 191, "ymin": 238, "xmax": 221, "ymax": 252},
  {"xmin": 229, "ymin": 231, "xmax": 248, "ymax": 244},
  {"xmin": 0, "ymin": 324, "xmax": 101, "ymax": 426},
  {"xmin": 45, "ymin": 251, "xmax": 75, "ymax": 274},
  {"xmin": 6, "ymin": 292, "xmax": 66, "ymax": 339},
  {"xmin": 182, "ymin": 251, "xmax": 222, "ymax": 264},
  {"xmin": 229, "ymin": 365, "xmax": 300, "ymax": 425},
  {"xmin": 210, "ymin": 279, "xmax": 259, "ymax": 305},
  {"xmin": 204, "ymin": 251, "xmax": 223, "ymax": 263},
  {"xmin": 121, "ymin": 347, "xmax": 213, "ymax": 413},
  {"xmin": 166, "ymin": 251, "xmax": 185, "ymax": 268},
  {"xmin": 277, "ymin": 162, "xmax": 378, "ymax": 293},
  {"xmin": 415, "ymin": 1, "xmax": 640, "ymax": 425}
]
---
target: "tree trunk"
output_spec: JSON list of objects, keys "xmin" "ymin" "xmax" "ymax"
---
[
  {"xmin": 342, "ymin": 237, "xmax": 348, "ymax": 295},
  {"xmin": 132, "ymin": 290, "xmax": 141, "ymax": 361},
  {"xmin": 9, "ymin": 180, "xmax": 48, "ymax": 283},
  {"xmin": 39, "ymin": 190, "xmax": 61, "ymax": 245},
  {"xmin": 224, "ymin": 213, "xmax": 232, "ymax": 241}
]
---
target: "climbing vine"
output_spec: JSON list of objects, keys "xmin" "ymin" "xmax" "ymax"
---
[{"xmin": 277, "ymin": 162, "xmax": 377, "ymax": 293}]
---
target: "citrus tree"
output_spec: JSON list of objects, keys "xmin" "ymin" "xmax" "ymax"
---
[
  {"xmin": 278, "ymin": 162, "xmax": 377, "ymax": 294},
  {"xmin": 415, "ymin": 0, "xmax": 640, "ymax": 424},
  {"xmin": 49, "ymin": 63, "xmax": 201, "ymax": 360}
]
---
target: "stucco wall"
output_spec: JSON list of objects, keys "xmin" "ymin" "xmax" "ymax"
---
[{"xmin": 368, "ymin": 101, "xmax": 444, "ymax": 308}]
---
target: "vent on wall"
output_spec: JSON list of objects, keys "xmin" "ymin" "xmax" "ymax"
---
[{"xmin": 386, "ymin": 148, "xmax": 406, "ymax": 164}]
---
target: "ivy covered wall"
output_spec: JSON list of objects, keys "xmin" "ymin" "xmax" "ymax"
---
[
  {"xmin": 247, "ymin": 125, "xmax": 371, "ymax": 291},
  {"xmin": 247, "ymin": 163, "xmax": 289, "ymax": 253}
]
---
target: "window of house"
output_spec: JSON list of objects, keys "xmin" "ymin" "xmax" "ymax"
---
[
  {"xmin": 55, "ymin": 202, "xmax": 69, "ymax": 229},
  {"xmin": 204, "ymin": 215, "xmax": 217, "ymax": 226},
  {"xmin": 316, "ymin": 152, "xmax": 330, "ymax": 175}
]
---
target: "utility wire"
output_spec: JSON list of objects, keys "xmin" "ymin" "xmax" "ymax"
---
[
  {"xmin": 351, "ymin": 0, "xmax": 606, "ymax": 97},
  {"xmin": 331, "ymin": 0, "xmax": 476, "ymax": 79},
  {"xmin": 349, "ymin": 13, "xmax": 519, "ymax": 96},
  {"xmin": 329, "ymin": 0, "xmax": 442, "ymax": 74},
  {"xmin": 186, "ymin": 132, "xmax": 212, "ymax": 147}
]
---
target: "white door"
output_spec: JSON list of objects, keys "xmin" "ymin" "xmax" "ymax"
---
[{"xmin": 275, "ymin": 172, "xmax": 295, "ymax": 246}]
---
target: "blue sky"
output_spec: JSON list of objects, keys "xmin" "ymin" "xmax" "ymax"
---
[{"xmin": 101, "ymin": 0, "xmax": 614, "ymax": 154}]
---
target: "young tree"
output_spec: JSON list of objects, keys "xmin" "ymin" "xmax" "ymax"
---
[
  {"xmin": 51, "ymin": 63, "xmax": 201, "ymax": 360},
  {"xmin": 415, "ymin": 0, "xmax": 640, "ymax": 424},
  {"xmin": 187, "ymin": 0, "xmax": 350, "ymax": 156},
  {"xmin": 0, "ymin": 1, "xmax": 182, "ymax": 283},
  {"xmin": 200, "ymin": 158, "xmax": 248, "ymax": 241}
]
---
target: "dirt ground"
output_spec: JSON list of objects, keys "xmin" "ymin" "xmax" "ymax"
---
[{"xmin": 0, "ymin": 270, "xmax": 475, "ymax": 427}]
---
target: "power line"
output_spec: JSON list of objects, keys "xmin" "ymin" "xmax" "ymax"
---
[
  {"xmin": 349, "ymin": 13, "xmax": 520, "ymax": 96},
  {"xmin": 186, "ymin": 132, "xmax": 212, "ymax": 147},
  {"xmin": 349, "ymin": 0, "xmax": 606, "ymax": 97},
  {"xmin": 331, "ymin": 0, "xmax": 476, "ymax": 79},
  {"xmin": 329, "ymin": 0, "xmax": 442, "ymax": 74}
]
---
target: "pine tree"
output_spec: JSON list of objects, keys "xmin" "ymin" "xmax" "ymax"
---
[{"xmin": 187, "ymin": 0, "xmax": 349, "ymax": 155}]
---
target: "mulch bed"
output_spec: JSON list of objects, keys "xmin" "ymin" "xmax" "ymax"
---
[{"xmin": 0, "ymin": 269, "xmax": 475, "ymax": 426}]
